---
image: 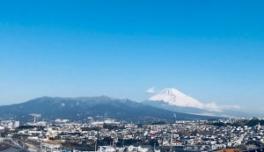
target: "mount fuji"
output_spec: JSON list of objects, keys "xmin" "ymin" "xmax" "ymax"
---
[
  {"xmin": 144, "ymin": 88, "xmax": 244, "ymax": 117},
  {"xmin": 150, "ymin": 88, "xmax": 208, "ymax": 110}
]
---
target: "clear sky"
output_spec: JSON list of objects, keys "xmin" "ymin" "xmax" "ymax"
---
[{"xmin": 0, "ymin": 0, "xmax": 264, "ymax": 113}]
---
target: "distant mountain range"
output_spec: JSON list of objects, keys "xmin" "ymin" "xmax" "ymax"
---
[{"xmin": 0, "ymin": 96, "xmax": 219, "ymax": 122}]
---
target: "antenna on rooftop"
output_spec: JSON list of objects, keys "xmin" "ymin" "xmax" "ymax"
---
[{"xmin": 30, "ymin": 113, "xmax": 41, "ymax": 123}]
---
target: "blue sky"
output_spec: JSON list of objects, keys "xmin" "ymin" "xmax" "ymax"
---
[{"xmin": 0, "ymin": 0, "xmax": 264, "ymax": 113}]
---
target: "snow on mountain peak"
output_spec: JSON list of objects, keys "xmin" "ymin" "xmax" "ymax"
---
[
  {"xmin": 149, "ymin": 88, "xmax": 225, "ymax": 112},
  {"xmin": 149, "ymin": 88, "xmax": 204, "ymax": 109}
]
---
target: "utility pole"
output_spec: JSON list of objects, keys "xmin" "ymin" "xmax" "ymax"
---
[{"xmin": 94, "ymin": 140, "xmax": 97, "ymax": 152}]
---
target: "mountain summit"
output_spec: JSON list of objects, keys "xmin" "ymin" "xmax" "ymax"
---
[
  {"xmin": 147, "ymin": 88, "xmax": 245, "ymax": 117},
  {"xmin": 149, "ymin": 88, "xmax": 204, "ymax": 109},
  {"xmin": 149, "ymin": 88, "xmax": 225, "ymax": 113}
]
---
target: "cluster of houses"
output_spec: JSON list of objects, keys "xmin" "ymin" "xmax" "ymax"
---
[{"xmin": 0, "ymin": 118, "xmax": 264, "ymax": 152}]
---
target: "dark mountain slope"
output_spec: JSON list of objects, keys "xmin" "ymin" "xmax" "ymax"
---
[{"xmin": 0, "ymin": 96, "xmax": 218, "ymax": 122}]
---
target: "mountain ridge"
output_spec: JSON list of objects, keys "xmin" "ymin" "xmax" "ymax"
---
[{"xmin": 0, "ymin": 96, "xmax": 219, "ymax": 122}]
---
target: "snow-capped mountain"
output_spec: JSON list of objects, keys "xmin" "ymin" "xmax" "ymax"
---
[
  {"xmin": 149, "ymin": 88, "xmax": 205, "ymax": 109},
  {"xmin": 147, "ymin": 88, "xmax": 245, "ymax": 117}
]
